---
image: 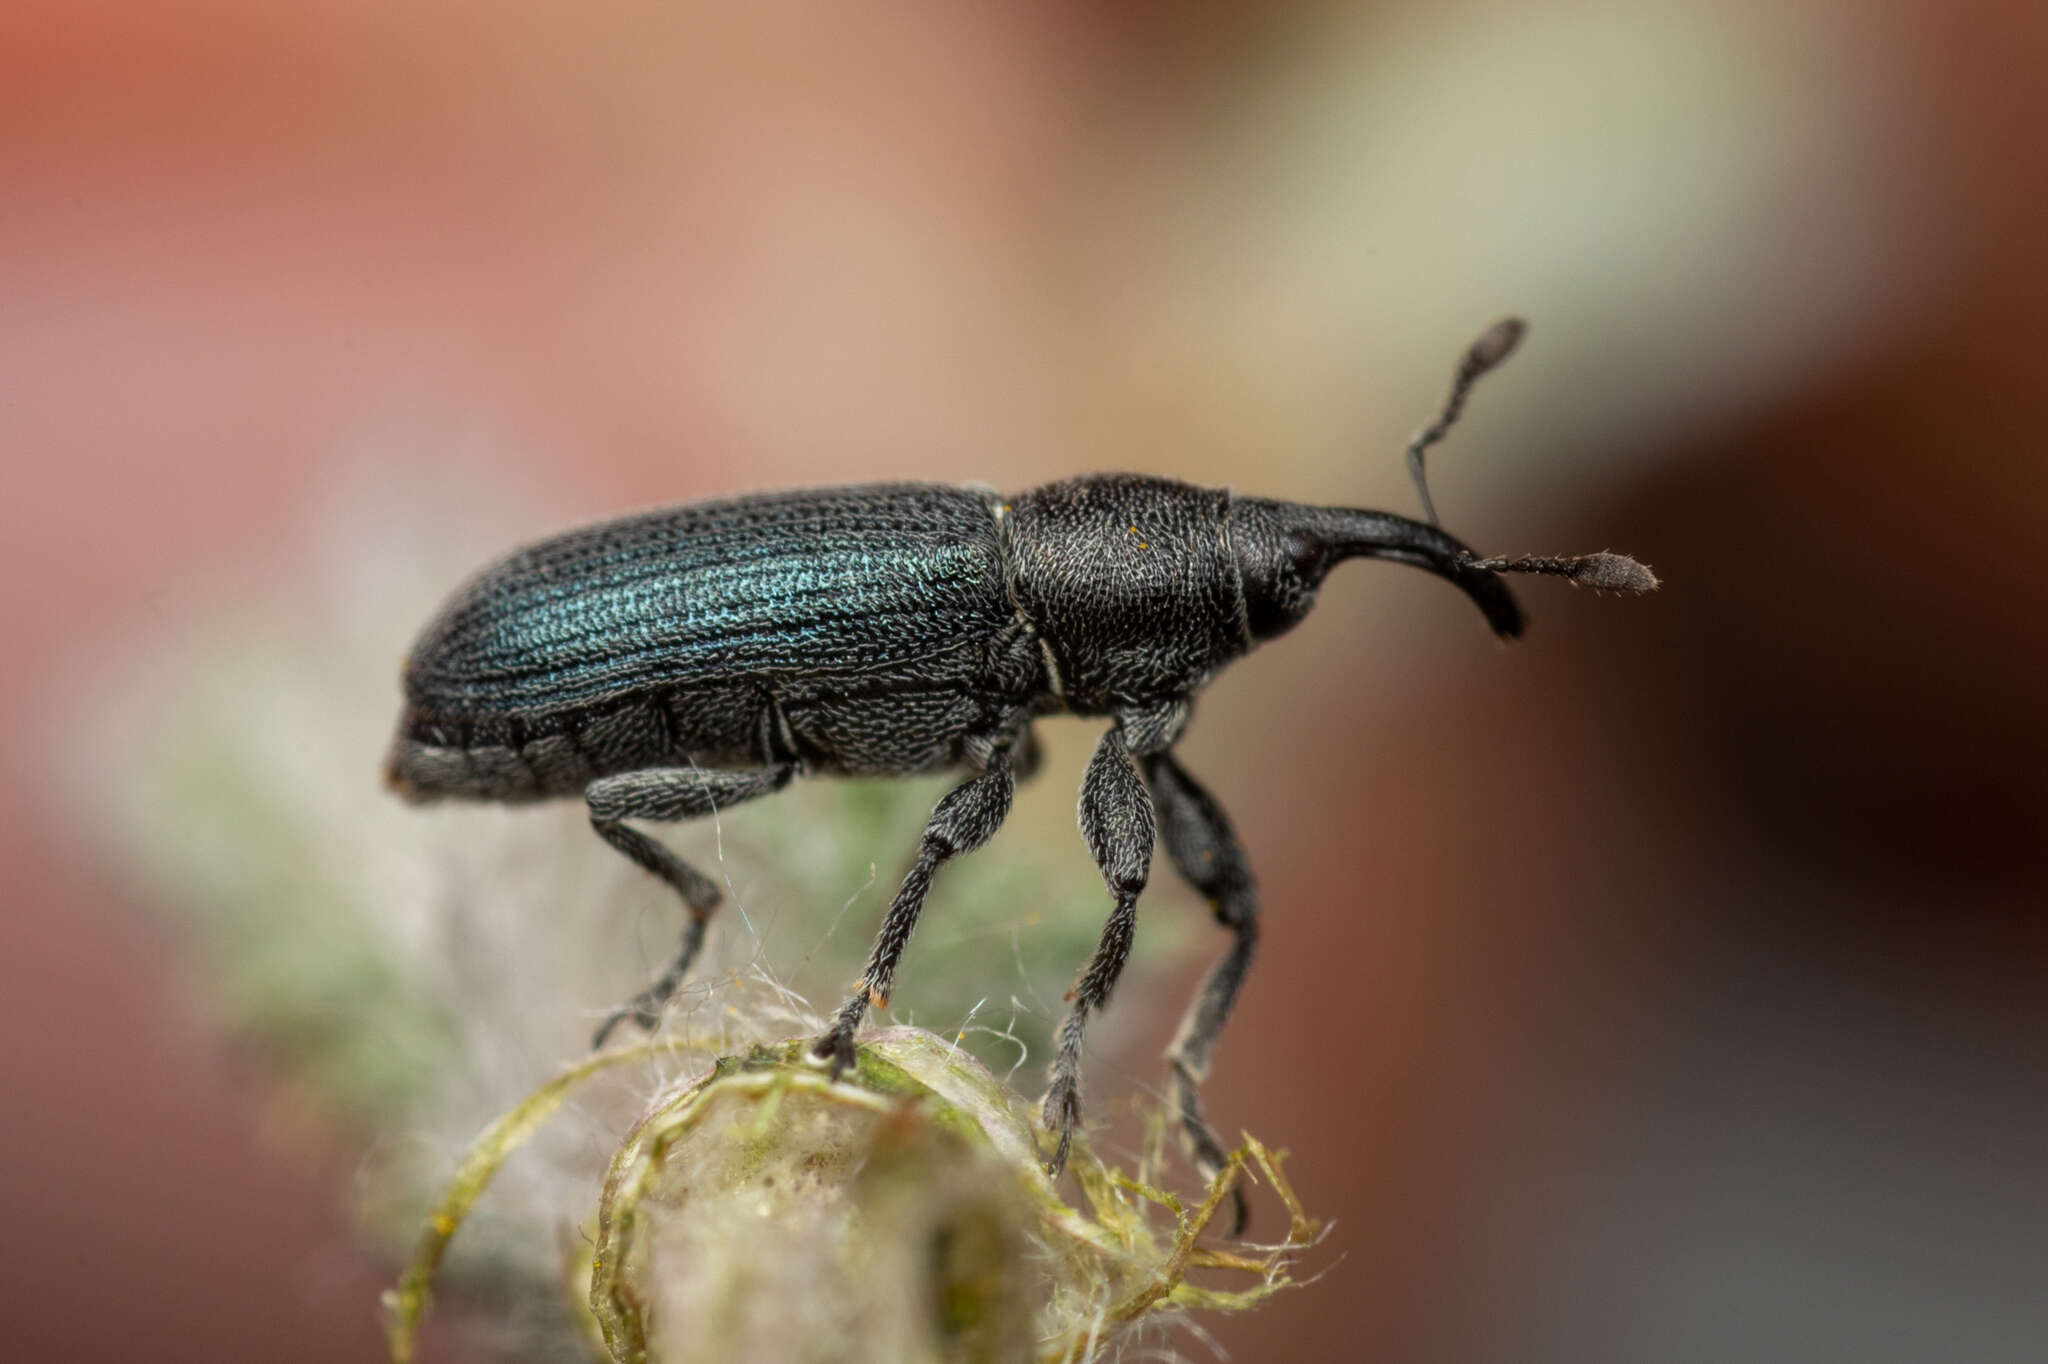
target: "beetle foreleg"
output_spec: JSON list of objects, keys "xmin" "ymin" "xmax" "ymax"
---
[
  {"xmin": 1143, "ymin": 751, "xmax": 1259, "ymax": 1235},
  {"xmin": 587, "ymin": 763, "xmax": 796, "ymax": 1046},
  {"xmin": 1043, "ymin": 728, "xmax": 1156, "ymax": 1177},
  {"xmin": 812, "ymin": 751, "xmax": 1016, "ymax": 1077}
]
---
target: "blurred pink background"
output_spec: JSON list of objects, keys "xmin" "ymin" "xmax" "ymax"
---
[{"xmin": 4, "ymin": 2, "xmax": 2044, "ymax": 1360}]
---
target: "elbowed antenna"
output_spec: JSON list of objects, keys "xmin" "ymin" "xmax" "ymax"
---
[
  {"xmin": 1406, "ymin": 316, "xmax": 1526, "ymax": 528},
  {"xmin": 1390, "ymin": 316, "xmax": 1658, "ymax": 601},
  {"xmin": 1235, "ymin": 316, "xmax": 1657, "ymax": 646}
]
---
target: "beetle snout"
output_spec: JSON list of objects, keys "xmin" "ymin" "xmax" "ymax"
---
[{"xmin": 1230, "ymin": 497, "xmax": 1526, "ymax": 642}]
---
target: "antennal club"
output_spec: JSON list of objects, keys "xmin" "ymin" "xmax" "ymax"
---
[
  {"xmin": 1405, "ymin": 316, "xmax": 1526, "ymax": 527},
  {"xmin": 1458, "ymin": 550, "xmax": 1660, "ymax": 595}
]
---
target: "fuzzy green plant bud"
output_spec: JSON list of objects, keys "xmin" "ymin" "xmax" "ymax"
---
[{"xmin": 389, "ymin": 1026, "xmax": 1318, "ymax": 1364}]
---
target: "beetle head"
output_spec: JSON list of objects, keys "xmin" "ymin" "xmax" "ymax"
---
[
  {"xmin": 1230, "ymin": 316, "xmax": 1655, "ymax": 645},
  {"xmin": 1229, "ymin": 498, "xmax": 1526, "ymax": 643}
]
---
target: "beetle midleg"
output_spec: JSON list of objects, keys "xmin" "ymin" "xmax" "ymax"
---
[
  {"xmin": 811, "ymin": 748, "xmax": 1016, "ymax": 1076},
  {"xmin": 1042, "ymin": 727, "xmax": 1156, "ymax": 1177},
  {"xmin": 1143, "ymin": 750, "xmax": 1259, "ymax": 1236},
  {"xmin": 586, "ymin": 762, "xmax": 795, "ymax": 1047}
]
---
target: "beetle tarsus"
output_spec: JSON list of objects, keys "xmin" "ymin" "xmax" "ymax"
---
[
  {"xmin": 591, "ymin": 989, "xmax": 668, "ymax": 1050},
  {"xmin": 1169, "ymin": 1059, "xmax": 1250, "ymax": 1237},
  {"xmin": 1041, "ymin": 1077, "xmax": 1082, "ymax": 1176},
  {"xmin": 812, "ymin": 1017, "xmax": 859, "ymax": 1080},
  {"xmin": 591, "ymin": 919, "xmax": 702, "ymax": 1047}
]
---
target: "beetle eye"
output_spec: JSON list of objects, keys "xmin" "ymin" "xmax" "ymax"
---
[
  {"xmin": 1235, "ymin": 516, "xmax": 1329, "ymax": 642},
  {"xmin": 1286, "ymin": 533, "xmax": 1325, "ymax": 581}
]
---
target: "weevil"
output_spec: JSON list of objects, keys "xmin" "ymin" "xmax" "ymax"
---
[{"xmin": 387, "ymin": 319, "xmax": 1655, "ymax": 1229}]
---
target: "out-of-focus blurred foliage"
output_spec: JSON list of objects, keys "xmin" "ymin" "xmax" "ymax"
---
[{"xmin": 387, "ymin": 1028, "xmax": 1316, "ymax": 1364}]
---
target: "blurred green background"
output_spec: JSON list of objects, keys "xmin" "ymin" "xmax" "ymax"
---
[{"xmin": 3, "ymin": 2, "xmax": 2044, "ymax": 1360}]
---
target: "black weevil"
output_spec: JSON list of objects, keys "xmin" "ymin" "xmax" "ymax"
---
[{"xmin": 386, "ymin": 319, "xmax": 1656, "ymax": 1230}]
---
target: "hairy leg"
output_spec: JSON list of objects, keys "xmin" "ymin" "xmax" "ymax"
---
[
  {"xmin": 1144, "ymin": 751, "xmax": 1259, "ymax": 1234},
  {"xmin": 811, "ymin": 751, "xmax": 1016, "ymax": 1074},
  {"xmin": 1042, "ymin": 727, "xmax": 1156, "ymax": 1175},
  {"xmin": 586, "ymin": 762, "xmax": 795, "ymax": 1046}
]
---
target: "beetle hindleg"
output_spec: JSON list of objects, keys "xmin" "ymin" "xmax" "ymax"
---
[
  {"xmin": 1042, "ymin": 728, "xmax": 1156, "ymax": 1177},
  {"xmin": 1143, "ymin": 751, "xmax": 1259, "ymax": 1235},
  {"xmin": 587, "ymin": 763, "xmax": 795, "ymax": 1046},
  {"xmin": 812, "ymin": 750, "xmax": 1016, "ymax": 1077}
]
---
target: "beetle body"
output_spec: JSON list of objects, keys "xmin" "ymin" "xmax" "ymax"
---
[
  {"xmin": 388, "ymin": 475, "xmax": 1517, "ymax": 800},
  {"xmin": 389, "ymin": 323, "xmax": 1653, "ymax": 1231}
]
